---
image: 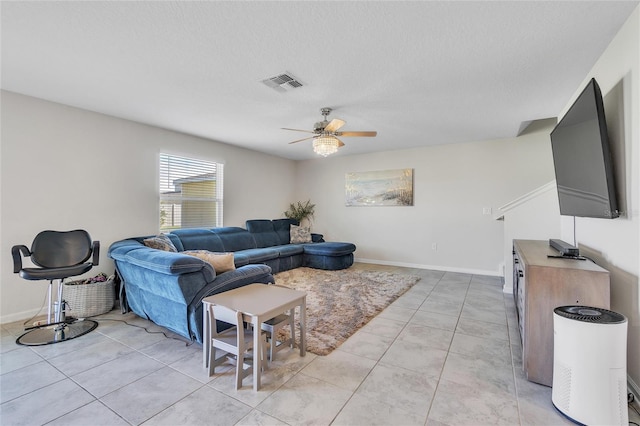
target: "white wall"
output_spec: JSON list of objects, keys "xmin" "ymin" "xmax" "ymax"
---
[
  {"xmin": 0, "ymin": 91, "xmax": 297, "ymax": 323},
  {"xmin": 295, "ymin": 120, "xmax": 557, "ymax": 276},
  {"xmin": 557, "ymin": 6, "xmax": 640, "ymax": 394},
  {"xmin": 500, "ymin": 180, "xmax": 561, "ymax": 293}
]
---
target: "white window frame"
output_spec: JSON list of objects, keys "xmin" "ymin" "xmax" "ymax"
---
[{"xmin": 159, "ymin": 153, "xmax": 224, "ymax": 231}]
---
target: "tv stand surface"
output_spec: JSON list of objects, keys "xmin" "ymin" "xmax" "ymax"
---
[{"xmin": 512, "ymin": 239, "xmax": 610, "ymax": 387}]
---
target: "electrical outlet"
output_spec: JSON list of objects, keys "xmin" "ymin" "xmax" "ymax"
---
[
  {"xmin": 432, "ymin": 243, "xmax": 437, "ymax": 251},
  {"xmin": 483, "ymin": 207, "xmax": 492, "ymax": 215}
]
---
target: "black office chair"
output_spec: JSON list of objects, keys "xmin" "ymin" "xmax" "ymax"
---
[{"xmin": 12, "ymin": 230, "xmax": 100, "ymax": 345}]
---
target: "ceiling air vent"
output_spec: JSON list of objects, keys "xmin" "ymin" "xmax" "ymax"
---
[{"xmin": 262, "ymin": 72, "xmax": 304, "ymax": 93}]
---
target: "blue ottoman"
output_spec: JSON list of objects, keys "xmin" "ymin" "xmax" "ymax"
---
[{"xmin": 303, "ymin": 242, "xmax": 356, "ymax": 270}]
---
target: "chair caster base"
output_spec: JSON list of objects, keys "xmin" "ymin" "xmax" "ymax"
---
[{"xmin": 16, "ymin": 319, "xmax": 98, "ymax": 346}]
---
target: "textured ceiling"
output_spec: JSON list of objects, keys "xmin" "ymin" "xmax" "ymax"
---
[{"xmin": 1, "ymin": 1, "xmax": 637, "ymax": 160}]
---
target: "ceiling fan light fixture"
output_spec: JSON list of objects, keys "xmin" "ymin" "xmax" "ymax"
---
[{"xmin": 313, "ymin": 135, "xmax": 340, "ymax": 157}]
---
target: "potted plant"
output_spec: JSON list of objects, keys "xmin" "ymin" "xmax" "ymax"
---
[{"xmin": 284, "ymin": 199, "xmax": 316, "ymax": 226}]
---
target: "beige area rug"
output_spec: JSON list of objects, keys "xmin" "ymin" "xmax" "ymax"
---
[{"xmin": 273, "ymin": 267, "xmax": 421, "ymax": 356}]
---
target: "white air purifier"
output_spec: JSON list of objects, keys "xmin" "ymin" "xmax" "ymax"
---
[{"xmin": 552, "ymin": 306, "xmax": 628, "ymax": 425}]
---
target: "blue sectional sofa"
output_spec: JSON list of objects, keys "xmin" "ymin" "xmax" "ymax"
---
[{"xmin": 108, "ymin": 219, "xmax": 356, "ymax": 343}]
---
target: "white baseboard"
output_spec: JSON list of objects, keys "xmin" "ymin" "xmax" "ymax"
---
[
  {"xmin": 0, "ymin": 308, "xmax": 43, "ymax": 325},
  {"xmin": 354, "ymin": 257, "xmax": 501, "ymax": 277}
]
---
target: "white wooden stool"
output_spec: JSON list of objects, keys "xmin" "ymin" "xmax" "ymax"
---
[{"xmin": 261, "ymin": 311, "xmax": 295, "ymax": 362}]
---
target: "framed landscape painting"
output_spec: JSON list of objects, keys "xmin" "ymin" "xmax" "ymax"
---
[{"xmin": 345, "ymin": 168, "xmax": 414, "ymax": 206}]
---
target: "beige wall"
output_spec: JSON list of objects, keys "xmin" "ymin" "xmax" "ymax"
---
[
  {"xmin": 0, "ymin": 90, "xmax": 557, "ymax": 323},
  {"xmin": 557, "ymin": 6, "xmax": 639, "ymax": 395},
  {"xmin": 0, "ymin": 91, "xmax": 297, "ymax": 322},
  {"xmin": 294, "ymin": 119, "xmax": 557, "ymax": 275}
]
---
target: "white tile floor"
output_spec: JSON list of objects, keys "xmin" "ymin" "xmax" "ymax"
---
[{"xmin": 1, "ymin": 263, "xmax": 638, "ymax": 425}]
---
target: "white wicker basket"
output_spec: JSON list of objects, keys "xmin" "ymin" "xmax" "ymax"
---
[{"xmin": 63, "ymin": 278, "xmax": 115, "ymax": 318}]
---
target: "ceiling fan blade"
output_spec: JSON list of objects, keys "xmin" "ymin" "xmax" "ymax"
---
[
  {"xmin": 336, "ymin": 137, "xmax": 345, "ymax": 147},
  {"xmin": 281, "ymin": 127, "xmax": 315, "ymax": 133},
  {"xmin": 288, "ymin": 136, "xmax": 315, "ymax": 144},
  {"xmin": 336, "ymin": 131, "xmax": 377, "ymax": 137},
  {"xmin": 324, "ymin": 118, "xmax": 346, "ymax": 132}
]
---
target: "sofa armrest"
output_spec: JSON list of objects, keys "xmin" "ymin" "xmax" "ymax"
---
[
  {"xmin": 113, "ymin": 247, "xmax": 212, "ymax": 277},
  {"xmin": 188, "ymin": 264, "xmax": 275, "ymax": 342},
  {"xmin": 311, "ymin": 233, "xmax": 325, "ymax": 243},
  {"xmin": 191, "ymin": 264, "xmax": 274, "ymax": 304}
]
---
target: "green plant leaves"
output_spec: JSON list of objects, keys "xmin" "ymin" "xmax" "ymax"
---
[{"xmin": 284, "ymin": 199, "xmax": 316, "ymax": 223}]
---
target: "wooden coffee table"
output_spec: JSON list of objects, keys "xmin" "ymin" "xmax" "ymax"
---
[{"xmin": 202, "ymin": 284, "xmax": 307, "ymax": 390}]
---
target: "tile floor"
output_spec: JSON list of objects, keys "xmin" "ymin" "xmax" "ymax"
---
[{"xmin": 1, "ymin": 263, "xmax": 638, "ymax": 425}]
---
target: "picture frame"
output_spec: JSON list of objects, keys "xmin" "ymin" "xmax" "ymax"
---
[{"xmin": 345, "ymin": 168, "xmax": 414, "ymax": 206}]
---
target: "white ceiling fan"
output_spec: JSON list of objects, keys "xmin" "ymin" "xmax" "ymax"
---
[{"xmin": 283, "ymin": 107, "xmax": 377, "ymax": 156}]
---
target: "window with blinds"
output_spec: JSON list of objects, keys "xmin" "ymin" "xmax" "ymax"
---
[{"xmin": 159, "ymin": 153, "xmax": 224, "ymax": 231}]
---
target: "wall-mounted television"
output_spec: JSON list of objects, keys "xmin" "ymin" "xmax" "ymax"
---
[{"xmin": 550, "ymin": 78, "xmax": 619, "ymax": 219}]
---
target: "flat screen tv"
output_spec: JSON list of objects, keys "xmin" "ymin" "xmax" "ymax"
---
[{"xmin": 550, "ymin": 78, "xmax": 619, "ymax": 219}]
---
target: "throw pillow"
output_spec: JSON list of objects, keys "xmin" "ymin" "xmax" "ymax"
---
[
  {"xmin": 290, "ymin": 224, "xmax": 312, "ymax": 244},
  {"xmin": 183, "ymin": 250, "xmax": 236, "ymax": 274},
  {"xmin": 143, "ymin": 234, "xmax": 178, "ymax": 252}
]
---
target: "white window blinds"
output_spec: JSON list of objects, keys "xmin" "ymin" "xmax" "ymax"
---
[{"xmin": 159, "ymin": 153, "xmax": 224, "ymax": 231}]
